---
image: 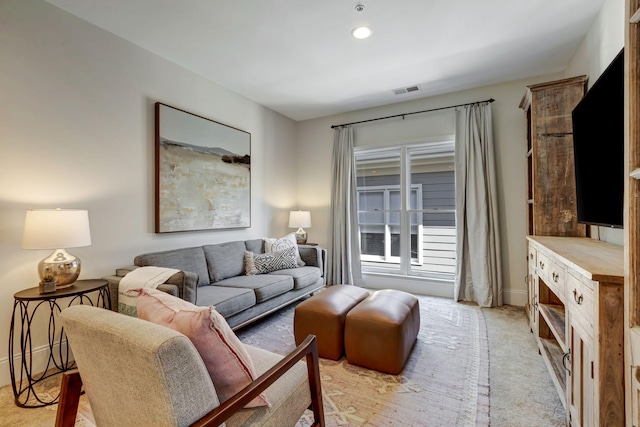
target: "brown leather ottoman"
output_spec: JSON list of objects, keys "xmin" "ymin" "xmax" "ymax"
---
[
  {"xmin": 345, "ymin": 289, "xmax": 420, "ymax": 374},
  {"xmin": 294, "ymin": 285, "xmax": 370, "ymax": 360}
]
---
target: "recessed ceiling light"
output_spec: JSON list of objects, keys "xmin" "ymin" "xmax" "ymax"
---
[{"xmin": 352, "ymin": 26, "xmax": 372, "ymax": 39}]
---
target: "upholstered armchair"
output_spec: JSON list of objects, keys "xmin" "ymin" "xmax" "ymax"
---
[{"xmin": 55, "ymin": 305, "xmax": 324, "ymax": 427}]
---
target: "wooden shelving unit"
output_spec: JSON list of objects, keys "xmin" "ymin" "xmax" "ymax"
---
[
  {"xmin": 520, "ymin": 77, "xmax": 587, "ymax": 336},
  {"xmin": 519, "ymin": 76, "xmax": 587, "ymax": 237},
  {"xmin": 626, "ymin": 1, "xmax": 640, "ymax": 425}
]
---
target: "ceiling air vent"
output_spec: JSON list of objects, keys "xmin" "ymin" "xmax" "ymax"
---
[{"xmin": 393, "ymin": 85, "xmax": 420, "ymax": 95}]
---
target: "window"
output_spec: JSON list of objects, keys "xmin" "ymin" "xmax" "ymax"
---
[{"xmin": 355, "ymin": 139, "xmax": 455, "ymax": 280}]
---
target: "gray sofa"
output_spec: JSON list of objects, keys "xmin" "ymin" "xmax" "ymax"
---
[{"xmin": 104, "ymin": 239, "xmax": 326, "ymax": 329}]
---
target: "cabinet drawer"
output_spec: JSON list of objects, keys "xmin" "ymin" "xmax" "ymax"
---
[
  {"xmin": 537, "ymin": 252, "xmax": 550, "ymax": 283},
  {"xmin": 548, "ymin": 260, "xmax": 566, "ymax": 299},
  {"xmin": 528, "ymin": 245, "xmax": 537, "ymax": 270},
  {"xmin": 566, "ymin": 273, "xmax": 594, "ymax": 335}
]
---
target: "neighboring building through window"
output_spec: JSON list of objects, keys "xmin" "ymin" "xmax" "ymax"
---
[{"xmin": 355, "ymin": 138, "xmax": 455, "ymax": 280}]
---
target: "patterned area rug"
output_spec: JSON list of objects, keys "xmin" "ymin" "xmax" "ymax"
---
[
  {"xmin": 236, "ymin": 294, "xmax": 490, "ymax": 427},
  {"xmin": 15, "ymin": 295, "xmax": 488, "ymax": 426}
]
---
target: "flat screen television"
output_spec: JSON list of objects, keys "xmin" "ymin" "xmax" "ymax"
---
[{"xmin": 571, "ymin": 48, "xmax": 624, "ymax": 229}]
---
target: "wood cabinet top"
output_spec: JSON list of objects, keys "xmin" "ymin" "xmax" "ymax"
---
[
  {"xmin": 527, "ymin": 236, "xmax": 623, "ymax": 284},
  {"xmin": 519, "ymin": 75, "xmax": 587, "ymax": 110}
]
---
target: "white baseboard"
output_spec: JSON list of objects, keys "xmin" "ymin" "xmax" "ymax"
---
[
  {"xmin": 363, "ymin": 273, "xmax": 454, "ymax": 298},
  {"xmin": 502, "ymin": 289, "xmax": 528, "ymax": 307},
  {"xmin": 0, "ymin": 339, "xmax": 71, "ymax": 388},
  {"xmin": 363, "ymin": 273, "xmax": 528, "ymax": 307}
]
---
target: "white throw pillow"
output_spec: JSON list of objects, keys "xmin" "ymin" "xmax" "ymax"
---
[{"xmin": 263, "ymin": 232, "xmax": 305, "ymax": 266}]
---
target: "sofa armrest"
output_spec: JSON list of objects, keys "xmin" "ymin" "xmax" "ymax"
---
[
  {"xmin": 298, "ymin": 246, "xmax": 327, "ymax": 281},
  {"xmin": 102, "ymin": 267, "xmax": 199, "ymax": 311}
]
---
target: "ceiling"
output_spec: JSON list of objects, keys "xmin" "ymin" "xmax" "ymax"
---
[{"xmin": 45, "ymin": 0, "xmax": 605, "ymax": 121}]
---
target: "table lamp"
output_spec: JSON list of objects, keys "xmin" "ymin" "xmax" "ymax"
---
[
  {"xmin": 289, "ymin": 210, "xmax": 311, "ymax": 244},
  {"xmin": 21, "ymin": 209, "xmax": 92, "ymax": 288}
]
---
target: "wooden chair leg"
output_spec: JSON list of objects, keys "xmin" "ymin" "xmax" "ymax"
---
[
  {"xmin": 305, "ymin": 338, "xmax": 325, "ymax": 427},
  {"xmin": 55, "ymin": 369, "xmax": 83, "ymax": 427}
]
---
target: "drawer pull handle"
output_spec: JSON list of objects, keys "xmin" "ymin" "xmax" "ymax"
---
[
  {"xmin": 552, "ymin": 272, "xmax": 559, "ymax": 282},
  {"xmin": 539, "ymin": 261, "xmax": 545, "ymax": 270},
  {"xmin": 562, "ymin": 351, "xmax": 571, "ymax": 374},
  {"xmin": 530, "ymin": 253, "xmax": 534, "ymax": 260},
  {"xmin": 573, "ymin": 289, "xmax": 583, "ymax": 305}
]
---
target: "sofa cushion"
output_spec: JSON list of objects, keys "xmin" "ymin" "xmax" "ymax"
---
[
  {"xmin": 196, "ymin": 285, "xmax": 256, "ymax": 318},
  {"xmin": 245, "ymin": 239, "xmax": 263, "ymax": 254},
  {"xmin": 227, "ymin": 345, "xmax": 311, "ymax": 426},
  {"xmin": 203, "ymin": 242, "xmax": 246, "ymax": 282},
  {"xmin": 135, "ymin": 288, "xmax": 269, "ymax": 408},
  {"xmin": 134, "ymin": 247, "xmax": 210, "ymax": 287},
  {"xmin": 216, "ymin": 275, "xmax": 294, "ymax": 303},
  {"xmin": 269, "ymin": 266, "xmax": 322, "ymax": 290}
]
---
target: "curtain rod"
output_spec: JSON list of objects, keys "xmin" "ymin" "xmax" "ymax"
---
[{"xmin": 330, "ymin": 98, "xmax": 495, "ymax": 129}]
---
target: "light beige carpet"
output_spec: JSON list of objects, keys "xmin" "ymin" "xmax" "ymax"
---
[
  {"xmin": 236, "ymin": 295, "xmax": 490, "ymax": 427},
  {"xmin": 0, "ymin": 380, "xmax": 95, "ymax": 427}
]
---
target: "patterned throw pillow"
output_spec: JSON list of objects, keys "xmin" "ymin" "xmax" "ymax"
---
[
  {"xmin": 263, "ymin": 232, "xmax": 305, "ymax": 266},
  {"xmin": 244, "ymin": 247, "xmax": 299, "ymax": 275}
]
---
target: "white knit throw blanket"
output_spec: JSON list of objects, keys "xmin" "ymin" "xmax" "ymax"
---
[{"xmin": 118, "ymin": 266, "xmax": 179, "ymax": 316}]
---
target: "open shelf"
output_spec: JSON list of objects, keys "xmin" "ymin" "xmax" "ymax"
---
[
  {"xmin": 539, "ymin": 303, "xmax": 566, "ymax": 350},
  {"xmin": 539, "ymin": 337, "xmax": 567, "ymax": 408},
  {"xmin": 537, "ymin": 300, "xmax": 567, "ymax": 411}
]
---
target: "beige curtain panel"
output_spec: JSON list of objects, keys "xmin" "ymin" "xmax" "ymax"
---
[
  {"xmin": 454, "ymin": 102, "xmax": 503, "ymax": 307},
  {"xmin": 327, "ymin": 126, "xmax": 362, "ymax": 286}
]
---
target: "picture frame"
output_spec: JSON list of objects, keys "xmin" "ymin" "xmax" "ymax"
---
[{"xmin": 155, "ymin": 102, "xmax": 251, "ymax": 233}]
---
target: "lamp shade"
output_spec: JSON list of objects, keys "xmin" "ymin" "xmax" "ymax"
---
[
  {"xmin": 22, "ymin": 209, "xmax": 92, "ymax": 249},
  {"xmin": 289, "ymin": 211, "xmax": 311, "ymax": 229}
]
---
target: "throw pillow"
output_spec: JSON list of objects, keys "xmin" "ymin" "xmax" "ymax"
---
[
  {"xmin": 244, "ymin": 251, "xmax": 259, "ymax": 276},
  {"xmin": 244, "ymin": 247, "xmax": 299, "ymax": 275},
  {"xmin": 135, "ymin": 288, "xmax": 270, "ymax": 408},
  {"xmin": 263, "ymin": 232, "xmax": 305, "ymax": 266}
]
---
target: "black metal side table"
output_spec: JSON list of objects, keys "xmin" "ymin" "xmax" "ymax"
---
[{"xmin": 9, "ymin": 279, "xmax": 110, "ymax": 407}]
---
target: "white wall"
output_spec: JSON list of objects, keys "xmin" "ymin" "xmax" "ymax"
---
[
  {"xmin": 564, "ymin": 0, "xmax": 625, "ymax": 245},
  {"xmin": 0, "ymin": 0, "xmax": 298, "ymax": 387}
]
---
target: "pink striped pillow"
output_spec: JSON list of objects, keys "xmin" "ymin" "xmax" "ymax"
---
[{"xmin": 135, "ymin": 288, "xmax": 269, "ymax": 407}]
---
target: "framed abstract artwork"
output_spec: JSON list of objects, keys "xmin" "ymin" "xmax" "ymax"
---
[{"xmin": 155, "ymin": 102, "xmax": 251, "ymax": 233}]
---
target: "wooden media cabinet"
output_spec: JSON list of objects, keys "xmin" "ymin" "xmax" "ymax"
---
[{"xmin": 526, "ymin": 236, "xmax": 624, "ymax": 426}]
